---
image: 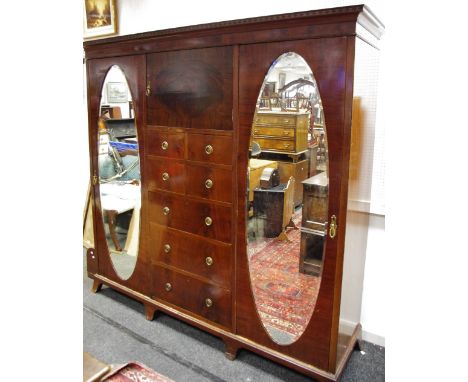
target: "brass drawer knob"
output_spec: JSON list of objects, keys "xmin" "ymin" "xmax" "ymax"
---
[
  {"xmin": 205, "ymin": 179, "xmax": 213, "ymax": 189},
  {"xmin": 161, "ymin": 141, "xmax": 169, "ymax": 150},
  {"xmin": 163, "ymin": 244, "xmax": 171, "ymax": 253},
  {"xmin": 283, "ymin": 119, "xmax": 290, "ymax": 123},
  {"xmin": 162, "ymin": 172, "xmax": 170, "ymax": 181},
  {"xmin": 254, "ymin": 129, "xmax": 259, "ymax": 134},
  {"xmin": 284, "ymin": 143, "xmax": 290, "ymax": 148},
  {"xmin": 205, "ymin": 298, "xmax": 213, "ymax": 308},
  {"xmin": 165, "ymin": 283, "xmax": 172, "ymax": 292},
  {"xmin": 283, "ymin": 130, "xmax": 290, "ymax": 135},
  {"xmin": 205, "ymin": 217, "xmax": 213, "ymax": 226},
  {"xmin": 163, "ymin": 206, "xmax": 170, "ymax": 215},
  {"xmin": 205, "ymin": 144, "xmax": 213, "ymax": 155},
  {"xmin": 205, "ymin": 256, "xmax": 213, "ymax": 266}
]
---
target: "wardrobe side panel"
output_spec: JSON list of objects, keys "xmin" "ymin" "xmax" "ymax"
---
[{"xmin": 337, "ymin": 33, "xmax": 381, "ymax": 364}]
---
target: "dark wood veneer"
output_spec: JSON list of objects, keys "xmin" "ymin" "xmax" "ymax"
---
[
  {"xmin": 146, "ymin": 157, "xmax": 186, "ymax": 194},
  {"xmin": 146, "ymin": 130, "xmax": 185, "ymax": 158},
  {"xmin": 147, "ymin": 47, "xmax": 233, "ymax": 130},
  {"xmin": 152, "ymin": 264, "xmax": 233, "ymax": 329},
  {"xmin": 148, "ymin": 191, "xmax": 232, "ymax": 243},
  {"xmin": 150, "ymin": 223, "xmax": 232, "ymax": 288},
  {"xmin": 186, "ymin": 132, "xmax": 233, "ymax": 165},
  {"xmin": 185, "ymin": 163, "xmax": 233, "ymax": 203}
]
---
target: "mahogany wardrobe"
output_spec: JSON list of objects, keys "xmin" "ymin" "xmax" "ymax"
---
[{"xmin": 84, "ymin": 5, "xmax": 384, "ymax": 381}]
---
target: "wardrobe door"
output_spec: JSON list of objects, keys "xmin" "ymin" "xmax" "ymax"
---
[
  {"xmin": 237, "ymin": 37, "xmax": 352, "ymax": 371},
  {"xmin": 86, "ymin": 55, "xmax": 151, "ymax": 295}
]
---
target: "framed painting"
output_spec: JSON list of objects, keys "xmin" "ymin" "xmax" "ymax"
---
[
  {"xmin": 107, "ymin": 82, "xmax": 128, "ymax": 103},
  {"xmin": 83, "ymin": 0, "xmax": 117, "ymax": 39}
]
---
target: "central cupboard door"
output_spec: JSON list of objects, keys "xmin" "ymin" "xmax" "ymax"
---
[
  {"xmin": 236, "ymin": 37, "xmax": 350, "ymax": 371},
  {"xmin": 146, "ymin": 47, "xmax": 233, "ymax": 130}
]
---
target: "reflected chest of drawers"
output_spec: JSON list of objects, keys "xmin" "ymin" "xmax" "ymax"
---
[{"xmin": 252, "ymin": 111, "xmax": 309, "ymax": 154}]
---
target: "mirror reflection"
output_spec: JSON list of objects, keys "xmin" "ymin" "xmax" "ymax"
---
[
  {"xmin": 247, "ymin": 52, "xmax": 329, "ymax": 345},
  {"xmin": 98, "ymin": 65, "xmax": 140, "ymax": 280}
]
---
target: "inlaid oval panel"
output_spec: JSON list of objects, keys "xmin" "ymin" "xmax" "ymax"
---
[
  {"xmin": 97, "ymin": 65, "xmax": 141, "ymax": 280},
  {"xmin": 247, "ymin": 52, "xmax": 329, "ymax": 345}
]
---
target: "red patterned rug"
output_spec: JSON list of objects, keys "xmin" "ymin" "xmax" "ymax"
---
[
  {"xmin": 104, "ymin": 362, "xmax": 174, "ymax": 382},
  {"xmin": 248, "ymin": 210, "xmax": 321, "ymax": 342}
]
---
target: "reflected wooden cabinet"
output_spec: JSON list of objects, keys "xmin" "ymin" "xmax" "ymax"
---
[
  {"xmin": 85, "ymin": 5, "xmax": 383, "ymax": 381},
  {"xmin": 252, "ymin": 111, "xmax": 309, "ymax": 153}
]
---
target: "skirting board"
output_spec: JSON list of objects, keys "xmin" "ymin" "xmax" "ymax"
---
[
  {"xmin": 362, "ymin": 329, "xmax": 385, "ymax": 347},
  {"xmin": 340, "ymin": 318, "xmax": 385, "ymax": 347}
]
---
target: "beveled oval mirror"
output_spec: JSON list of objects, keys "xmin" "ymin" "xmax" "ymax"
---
[
  {"xmin": 98, "ymin": 65, "xmax": 140, "ymax": 280},
  {"xmin": 247, "ymin": 52, "xmax": 329, "ymax": 345}
]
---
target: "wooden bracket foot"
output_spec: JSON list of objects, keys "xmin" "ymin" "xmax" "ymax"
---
[
  {"xmin": 224, "ymin": 338, "xmax": 240, "ymax": 361},
  {"xmin": 144, "ymin": 305, "xmax": 157, "ymax": 321},
  {"xmin": 91, "ymin": 279, "xmax": 102, "ymax": 293}
]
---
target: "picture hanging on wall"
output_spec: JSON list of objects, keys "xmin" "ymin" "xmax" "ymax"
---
[
  {"xmin": 83, "ymin": 0, "xmax": 117, "ymax": 39},
  {"xmin": 107, "ymin": 82, "xmax": 128, "ymax": 103}
]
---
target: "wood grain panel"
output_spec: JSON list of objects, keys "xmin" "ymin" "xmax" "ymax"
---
[
  {"xmin": 146, "ymin": 130, "xmax": 185, "ymax": 158},
  {"xmin": 150, "ymin": 223, "xmax": 232, "ymax": 288},
  {"xmin": 148, "ymin": 191, "xmax": 232, "ymax": 243},
  {"xmin": 153, "ymin": 265, "xmax": 232, "ymax": 328},
  {"xmin": 253, "ymin": 137, "xmax": 296, "ymax": 152},
  {"xmin": 147, "ymin": 47, "xmax": 233, "ymax": 130},
  {"xmin": 185, "ymin": 163, "xmax": 232, "ymax": 203},
  {"xmin": 252, "ymin": 126, "xmax": 295, "ymax": 138},
  {"xmin": 187, "ymin": 133, "xmax": 233, "ymax": 165},
  {"xmin": 147, "ymin": 157, "xmax": 186, "ymax": 194}
]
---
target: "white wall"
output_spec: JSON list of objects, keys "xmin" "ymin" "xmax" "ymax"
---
[{"xmin": 87, "ymin": 0, "xmax": 386, "ymax": 345}]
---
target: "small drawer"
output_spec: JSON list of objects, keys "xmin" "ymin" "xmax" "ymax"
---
[
  {"xmin": 252, "ymin": 126, "xmax": 295, "ymax": 138},
  {"xmin": 254, "ymin": 114, "xmax": 296, "ymax": 126},
  {"xmin": 253, "ymin": 138, "xmax": 296, "ymax": 152},
  {"xmin": 153, "ymin": 265, "xmax": 232, "ymax": 328},
  {"xmin": 187, "ymin": 133, "xmax": 232, "ymax": 165},
  {"xmin": 185, "ymin": 164, "xmax": 232, "ymax": 203},
  {"xmin": 147, "ymin": 157, "xmax": 185, "ymax": 194},
  {"xmin": 146, "ymin": 130, "xmax": 185, "ymax": 158},
  {"xmin": 150, "ymin": 224, "xmax": 232, "ymax": 287},
  {"xmin": 148, "ymin": 192, "xmax": 232, "ymax": 243}
]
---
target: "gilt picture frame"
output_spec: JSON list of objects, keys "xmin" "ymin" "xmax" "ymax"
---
[{"xmin": 83, "ymin": 0, "xmax": 117, "ymax": 39}]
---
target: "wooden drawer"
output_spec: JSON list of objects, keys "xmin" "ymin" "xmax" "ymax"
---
[
  {"xmin": 148, "ymin": 192, "xmax": 232, "ymax": 243},
  {"xmin": 185, "ymin": 164, "xmax": 232, "ymax": 203},
  {"xmin": 252, "ymin": 126, "xmax": 295, "ymax": 138},
  {"xmin": 147, "ymin": 157, "xmax": 185, "ymax": 194},
  {"xmin": 153, "ymin": 265, "xmax": 232, "ymax": 328},
  {"xmin": 146, "ymin": 130, "xmax": 185, "ymax": 158},
  {"xmin": 150, "ymin": 224, "xmax": 232, "ymax": 287},
  {"xmin": 254, "ymin": 114, "xmax": 296, "ymax": 126},
  {"xmin": 253, "ymin": 137, "xmax": 296, "ymax": 152},
  {"xmin": 187, "ymin": 133, "xmax": 232, "ymax": 165}
]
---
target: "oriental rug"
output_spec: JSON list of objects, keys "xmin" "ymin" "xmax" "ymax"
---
[
  {"xmin": 248, "ymin": 209, "xmax": 321, "ymax": 342},
  {"xmin": 104, "ymin": 362, "xmax": 174, "ymax": 382}
]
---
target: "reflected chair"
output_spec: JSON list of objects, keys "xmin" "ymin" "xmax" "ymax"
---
[{"xmin": 277, "ymin": 176, "xmax": 298, "ymax": 241}]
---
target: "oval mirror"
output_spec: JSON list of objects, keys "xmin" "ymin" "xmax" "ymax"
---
[
  {"xmin": 97, "ymin": 65, "xmax": 140, "ymax": 280},
  {"xmin": 247, "ymin": 52, "xmax": 329, "ymax": 345}
]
